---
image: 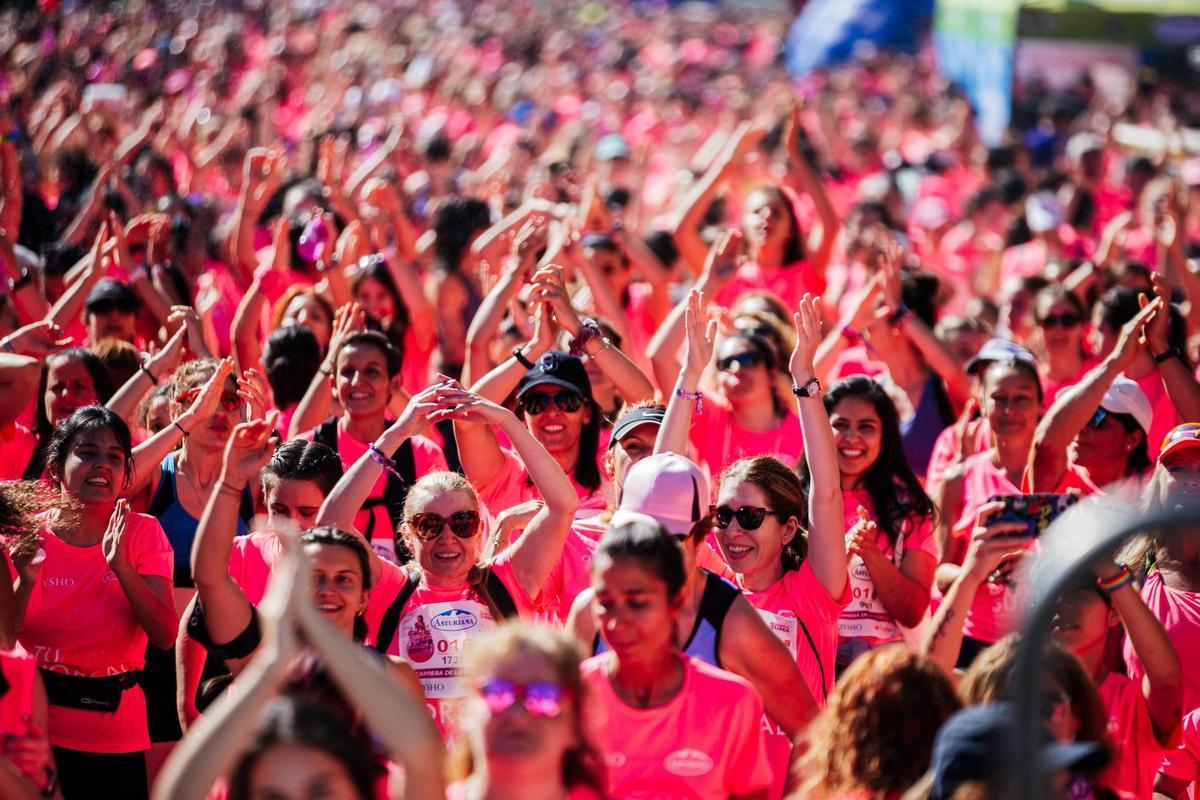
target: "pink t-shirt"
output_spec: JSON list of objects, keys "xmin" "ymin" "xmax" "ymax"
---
[
  {"xmin": 400, "ymin": 324, "xmax": 436, "ymax": 397},
  {"xmin": 924, "ymin": 418, "xmax": 992, "ymax": 500},
  {"xmin": 446, "ymin": 784, "xmax": 602, "ymax": 800},
  {"xmin": 1125, "ymin": 571, "xmax": 1200, "ymax": 714},
  {"xmin": 476, "ymin": 447, "xmax": 611, "ymax": 522},
  {"xmin": 0, "ymin": 421, "xmax": 35, "ymax": 480},
  {"xmin": 1041, "ymin": 356, "xmax": 1100, "ymax": 410},
  {"xmin": 839, "ymin": 489, "xmax": 936, "ymax": 645},
  {"xmin": 300, "ymin": 418, "xmax": 448, "ymax": 563},
  {"xmin": 714, "ymin": 260, "xmax": 826, "ymax": 310},
  {"xmin": 1098, "ymin": 672, "xmax": 1168, "ymax": 800},
  {"xmin": 1158, "ymin": 708, "xmax": 1200, "ymax": 792},
  {"xmin": 688, "ymin": 390, "xmax": 804, "ymax": 480},
  {"xmin": 624, "ymin": 281, "xmax": 664, "ymax": 377},
  {"xmin": 580, "ymin": 654, "xmax": 774, "ymax": 800},
  {"xmin": 952, "ymin": 452, "xmax": 1032, "ymax": 644},
  {"xmin": 19, "ymin": 513, "xmax": 173, "ymax": 752},
  {"xmin": 384, "ymin": 554, "xmax": 544, "ymax": 739}
]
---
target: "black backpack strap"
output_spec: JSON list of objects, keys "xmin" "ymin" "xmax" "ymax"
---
[
  {"xmin": 312, "ymin": 418, "xmax": 340, "ymax": 452},
  {"xmin": 484, "ymin": 568, "xmax": 519, "ymax": 620},
  {"xmin": 373, "ymin": 568, "xmax": 423, "ymax": 654},
  {"xmin": 380, "ymin": 438, "xmax": 417, "ymax": 562}
]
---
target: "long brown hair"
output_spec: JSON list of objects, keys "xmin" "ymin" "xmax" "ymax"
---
[
  {"xmin": 798, "ymin": 645, "xmax": 961, "ymax": 798},
  {"xmin": 719, "ymin": 456, "xmax": 808, "ymax": 570}
]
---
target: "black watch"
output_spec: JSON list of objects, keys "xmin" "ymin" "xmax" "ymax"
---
[
  {"xmin": 792, "ymin": 377, "xmax": 821, "ymax": 398},
  {"xmin": 1154, "ymin": 347, "xmax": 1183, "ymax": 365}
]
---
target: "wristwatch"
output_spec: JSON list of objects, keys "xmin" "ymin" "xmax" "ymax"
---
[{"xmin": 792, "ymin": 377, "xmax": 821, "ymax": 398}]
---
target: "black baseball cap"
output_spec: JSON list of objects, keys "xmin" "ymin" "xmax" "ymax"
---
[
  {"xmin": 85, "ymin": 279, "xmax": 140, "ymax": 313},
  {"xmin": 609, "ymin": 406, "xmax": 665, "ymax": 449},
  {"xmin": 516, "ymin": 351, "xmax": 593, "ymax": 401},
  {"xmin": 929, "ymin": 703, "xmax": 1107, "ymax": 800}
]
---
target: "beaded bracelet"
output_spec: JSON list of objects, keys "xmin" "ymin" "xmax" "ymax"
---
[
  {"xmin": 368, "ymin": 443, "xmax": 403, "ymax": 479},
  {"xmin": 173, "ymin": 420, "xmax": 190, "ymax": 437},
  {"xmin": 675, "ymin": 387, "xmax": 703, "ymax": 413},
  {"xmin": 1098, "ymin": 565, "xmax": 1134, "ymax": 594}
]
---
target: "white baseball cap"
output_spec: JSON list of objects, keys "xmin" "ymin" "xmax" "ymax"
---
[{"xmin": 1100, "ymin": 377, "xmax": 1153, "ymax": 434}]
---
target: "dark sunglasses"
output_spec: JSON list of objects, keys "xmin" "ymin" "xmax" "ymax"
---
[
  {"xmin": 177, "ymin": 387, "xmax": 241, "ymax": 413},
  {"xmin": 89, "ymin": 299, "xmax": 137, "ymax": 316},
  {"xmin": 408, "ymin": 510, "xmax": 482, "ymax": 541},
  {"xmin": 716, "ymin": 351, "xmax": 764, "ymax": 372},
  {"xmin": 519, "ymin": 391, "xmax": 583, "ymax": 415},
  {"xmin": 1086, "ymin": 408, "xmax": 1109, "ymax": 429},
  {"xmin": 1038, "ymin": 313, "xmax": 1081, "ymax": 329},
  {"xmin": 710, "ymin": 504, "xmax": 781, "ymax": 531},
  {"xmin": 477, "ymin": 677, "xmax": 569, "ymax": 718}
]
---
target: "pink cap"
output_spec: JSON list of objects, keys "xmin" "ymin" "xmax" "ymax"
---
[{"xmin": 617, "ymin": 452, "xmax": 709, "ymax": 538}]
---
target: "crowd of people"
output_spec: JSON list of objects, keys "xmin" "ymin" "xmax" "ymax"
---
[{"xmin": 1, "ymin": 0, "xmax": 1200, "ymax": 798}]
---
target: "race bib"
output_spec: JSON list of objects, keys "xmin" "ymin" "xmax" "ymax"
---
[
  {"xmin": 755, "ymin": 608, "xmax": 798, "ymax": 659},
  {"xmin": 838, "ymin": 556, "xmax": 902, "ymax": 642},
  {"xmin": 399, "ymin": 600, "xmax": 494, "ymax": 699}
]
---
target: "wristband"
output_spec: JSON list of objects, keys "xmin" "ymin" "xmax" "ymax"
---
[
  {"xmin": 368, "ymin": 443, "xmax": 403, "ymax": 479},
  {"xmin": 1154, "ymin": 347, "xmax": 1183, "ymax": 365},
  {"xmin": 512, "ymin": 347, "xmax": 536, "ymax": 370},
  {"xmin": 675, "ymin": 387, "xmax": 703, "ymax": 413},
  {"xmin": 569, "ymin": 318, "xmax": 604, "ymax": 357},
  {"xmin": 173, "ymin": 420, "xmax": 190, "ymax": 437},
  {"xmin": 11, "ymin": 267, "xmax": 33, "ymax": 290},
  {"xmin": 218, "ymin": 480, "xmax": 243, "ymax": 496},
  {"xmin": 888, "ymin": 304, "xmax": 912, "ymax": 326},
  {"xmin": 1098, "ymin": 565, "xmax": 1134, "ymax": 594},
  {"xmin": 140, "ymin": 363, "xmax": 159, "ymax": 385}
]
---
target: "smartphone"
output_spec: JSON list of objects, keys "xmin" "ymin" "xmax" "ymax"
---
[{"xmin": 987, "ymin": 494, "xmax": 1078, "ymax": 538}]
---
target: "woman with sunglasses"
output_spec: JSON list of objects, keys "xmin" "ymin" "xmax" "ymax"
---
[
  {"xmin": 802, "ymin": 375, "xmax": 937, "ymax": 672},
  {"xmin": 934, "ymin": 356, "xmax": 1045, "ymax": 667},
  {"xmin": 1034, "ymin": 285, "xmax": 1095, "ymax": 408},
  {"xmin": 318, "ymin": 381, "xmax": 577, "ymax": 738},
  {"xmin": 579, "ymin": 515, "xmax": 774, "ymax": 799},
  {"xmin": 298, "ymin": 330, "xmax": 448, "ymax": 564},
  {"xmin": 650, "ymin": 287, "xmax": 803, "ymax": 477},
  {"xmin": 10, "ymin": 406, "xmax": 177, "ymax": 799},
  {"xmin": 450, "ymin": 623, "xmax": 604, "ymax": 800}
]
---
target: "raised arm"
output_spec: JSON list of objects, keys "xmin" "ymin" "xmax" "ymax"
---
[
  {"xmin": 231, "ymin": 218, "xmax": 291, "ymax": 371},
  {"xmin": 790, "ymin": 294, "xmax": 847, "ymax": 598},
  {"xmin": 783, "ymin": 105, "xmax": 839, "ymax": 281},
  {"xmin": 46, "ymin": 224, "xmax": 108, "ymax": 332},
  {"xmin": 813, "ymin": 275, "xmax": 883, "ymax": 384},
  {"xmin": 191, "ymin": 417, "xmax": 276, "ymax": 650},
  {"xmin": 430, "ymin": 385, "xmax": 577, "ymax": 600},
  {"xmin": 1142, "ymin": 275, "xmax": 1200, "ymax": 425},
  {"xmin": 462, "ymin": 236, "xmax": 536, "ymax": 387},
  {"xmin": 1028, "ymin": 299, "xmax": 1158, "ymax": 492},
  {"xmin": 655, "ymin": 289, "xmax": 714, "ymax": 455},
  {"xmin": 106, "ymin": 325, "xmax": 186, "ymax": 423},
  {"xmin": 288, "ymin": 302, "xmax": 363, "ymax": 440}
]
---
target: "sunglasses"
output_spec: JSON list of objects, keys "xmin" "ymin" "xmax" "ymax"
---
[
  {"xmin": 1038, "ymin": 313, "xmax": 1081, "ymax": 329},
  {"xmin": 716, "ymin": 351, "xmax": 764, "ymax": 372},
  {"xmin": 89, "ymin": 299, "xmax": 137, "ymax": 316},
  {"xmin": 519, "ymin": 391, "xmax": 583, "ymax": 415},
  {"xmin": 407, "ymin": 510, "xmax": 482, "ymax": 541},
  {"xmin": 176, "ymin": 387, "xmax": 241, "ymax": 413},
  {"xmin": 477, "ymin": 677, "xmax": 569, "ymax": 719},
  {"xmin": 1086, "ymin": 408, "xmax": 1110, "ymax": 429},
  {"xmin": 710, "ymin": 504, "xmax": 781, "ymax": 531}
]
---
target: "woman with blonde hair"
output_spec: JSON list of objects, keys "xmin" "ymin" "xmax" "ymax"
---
[
  {"xmin": 449, "ymin": 623, "xmax": 604, "ymax": 799},
  {"xmin": 797, "ymin": 645, "xmax": 961, "ymax": 800}
]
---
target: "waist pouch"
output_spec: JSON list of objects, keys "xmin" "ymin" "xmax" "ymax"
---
[{"xmin": 40, "ymin": 668, "xmax": 140, "ymax": 713}]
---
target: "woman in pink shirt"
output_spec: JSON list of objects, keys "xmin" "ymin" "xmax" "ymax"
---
[
  {"xmin": 651, "ymin": 288, "xmax": 803, "ymax": 479},
  {"xmin": 19, "ymin": 348, "xmax": 114, "ymax": 480},
  {"xmin": 319, "ymin": 382, "xmax": 578, "ymax": 739},
  {"xmin": 449, "ymin": 624, "xmax": 605, "ymax": 800},
  {"xmin": 1033, "ymin": 285, "xmax": 1096, "ymax": 409},
  {"xmin": 806, "ymin": 376, "xmax": 938, "ymax": 672},
  {"xmin": 580, "ymin": 516, "xmax": 774, "ymax": 800},
  {"xmin": 935, "ymin": 358, "xmax": 1044, "ymax": 666},
  {"xmin": 13, "ymin": 406, "xmax": 177, "ymax": 799}
]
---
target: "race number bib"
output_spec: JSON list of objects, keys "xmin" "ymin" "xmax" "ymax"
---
[
  {"xmin": 755, "ymin": 608, "xmax": 799, "ymax": 659},
  {"xmin": 838, "ymin": 556, "xmax": 902, "ymax": 642},
  {"xmin": 399, "ymin": 600, "xmax": 494, "ymax": 699}
]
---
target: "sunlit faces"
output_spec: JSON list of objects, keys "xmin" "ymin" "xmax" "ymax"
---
[
  {"xmin": 1051, "ymin": 586, "xmax": 1116, "ymax": 656},
  {"xmin": 354, "ymin": 275, "xmax": 397, "ymax": 324},
  {"xmin": 715, "ymin": 338, "xmax": 772, "ymax": 405},
  {"xmin": 266, "ymin": 478, "xmax": 327, "ymax": 529},
  {"xmin": 519, "ymin": 386, "xmax": 591, "ymax": 456},
  {"xmin": 85, "ymin": 300, "xmax": 137, "ymax": 343},
  {"xmin": 244, "ymin": 743, "xmax": 361, "ymax": 800},
  {"xmin": 830, "ymin": 395, "xmax": 884, "ymax": 484},
  {"xmin": 590, "ymin": 555, "xmax": 681, "ymax": 662},
  {"xmin": 404, "ymin": 489, "xmax": 482, "ymax": 585},
  {"xmin": 56, "ymin": 427, "xmax": 128, "ymax": 503},
  {"xmin": 1069, "ymin": 409, "xmax": 1141, "ymax": 474},
  {"xmin": 713, "ymin": 480, "xmax": 794, "ymax": 579},
  {"xmin": 982, "ymin": 363, "xmax": 1041, "ymax": 438},
  {"xmin": 463, "ymin": 648, "xmax": 578, "ymax": 772},
  {"xmin": 305, "ymin": 543, "xmax": 368, "ymax": 633},
  {"xmin": 1160, "ymin": 448, "xmax": 1200, "ymax": 505},
  {"xmin": 282, "ymin": 294, "xmax": 333, "ymax": 350},
  {"xmin": 333, "ymin": 343, "xmax": 394, "ymax": 419},
  {"xmin": 605, "ymin": 423, "xmax": 659, "ymax": 487},
  {"xmin": 742, "ymin": 188, "xmax": 793, "ymax": 250},
  {"xmin": 44, "ymin": 358, "xmax": 100, "ymax": 426},
  {"xmin": 1036, "ymin": 297, "xmax": 1084, "ymax": 354}
]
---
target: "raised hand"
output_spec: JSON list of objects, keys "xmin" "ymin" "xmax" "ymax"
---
[
  {"xmin": 789, "ymin": 292, "xmax": 822, "ymax": 380},
  {"xmin": 326, "ymin": 301, "xmax": 366, "ymax": 365},
  {"xmin": 699, "ymin": 229, "xmax": 742, "ymax": 293},
  {"xmin": 427, "ymin": 380, "xmax": 516, "ymax": 427},
  {"xmin": 221, "ymin": 416, "xmax": 278, "ymax": 487},
  {"xmin": 237, "ymin": 368, "xmax": 274, "ymax": 422},
  {"xmin": 1109, "ymin": 296, "xmax": 1160, "ymax": 372},
  {"xmin": 1140, "ymin": 274, "xmax": 1173, "ymax": 356},
  {"xmin": 167, "ymin": 305, "xmax": 210, "ymax": 358},
  {"xmin": 270, "ymin": 216, "xmax": 291, "ymax": 273},
  {"xmin": 528, "ymin": 265, "xmax": 582, "ymax": 336},
  {"xmin": 102, "ymin": 499, "xmax": 131, "ymax": 569},
  {"xmin": 1, "ymin": 320, "xmax": 71, "ymax": 358},
  {"xmin": 845, "ymin": 505, "xmax": 882, "ymax": 562},
  {"xmin": 147, "ymin": 324, "xmax": 188, "ymax": 379},
  {"xmin": 183, "ymin": 357, "xmax": 237, "ymax": 427},
  {"xmin": 844, "ymin": 273, "xmax": 885, "ymax": 332},
  {"xmin": 386, "ymin": 383, "xmax": 445, "ymax": 441},
  {"xmin": 682, "ymin": 288, "xmax": 716, "ymax": 378}
]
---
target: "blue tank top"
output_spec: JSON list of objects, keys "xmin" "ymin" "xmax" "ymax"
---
[
  {"xmin": 593, "ymin": 571, "xmax": 739, "ymax": 667},
  {"xmin": 149, "ymin": 451, "xmax": 252, "ymax": 588},
  {"xmin": 901, "ymin": 373, "xmax": 954, "ymax": 478}
]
